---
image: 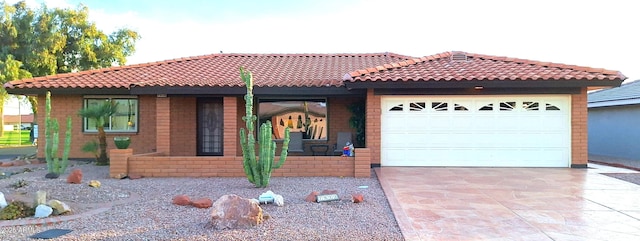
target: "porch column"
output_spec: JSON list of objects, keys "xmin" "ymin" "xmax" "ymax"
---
[
  {"xmin": 223, "ymin": 97, "xmax": 238, "ymax": 156},
  {"xmin": 571, "ymin": 88, "xmax": 588, "ymax": 168},
  {"xmin": 366, "ymin": 89, "xmax": 381, "ymax": 165},
  {"xmin": 156, "ymin": 96, "xmax": 171, "ymax": 154}
]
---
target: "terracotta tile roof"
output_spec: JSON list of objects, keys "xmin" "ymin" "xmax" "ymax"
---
[
  {"xmin": 4, "ymin": 53, "xmax": 413, "ymax": 90},
  {"xmin": 343, "ymin": 51, "xmax": 627, "ymax": 82}
]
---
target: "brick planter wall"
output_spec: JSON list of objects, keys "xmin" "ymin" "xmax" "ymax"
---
[{"xmin": 109, "ymin": 149, "xmax": 371, "ymax": 178}]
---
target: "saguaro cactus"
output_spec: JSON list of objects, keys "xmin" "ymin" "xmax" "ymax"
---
[
  {"xmin": 239, "ymin": 67, "xmax": 290, "ymax": 188},
  {"xmin": 44, "ymin": 91, "xmax": 72, "ymax": 177}
]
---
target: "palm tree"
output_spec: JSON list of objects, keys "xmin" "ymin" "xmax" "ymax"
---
[{"xmin": 78, "ymin": 101, "xmax": 118, "ymax": 165}]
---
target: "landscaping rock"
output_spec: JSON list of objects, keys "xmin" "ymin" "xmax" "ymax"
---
[
  {"xmin": 258, "ymin": 190, "xmax": 275, "ymax": 204},
  {"xmin": 351, "ymin": 193, "xmax": 364, "ymax": 203},
  {"xmin": 12, "ymin": 160, "xmax": 26, "ymax": 166},
  {"xmin": 192, "ymin": 198, "xmax": 213, "ymax": 208},
  {"xmin": 48, "ymin": 199, "xmax": 72, "ymax": 214},
  {"xmin": 0, "ymin": 192, "xmax": 7, "ymax": 209},
  {"xmin": 34, "ymin": 190, "xmax": 47, "ymax": 207},
  {"xmin": 305, "ymin": 191, "xmax": 319, "ymax": 202},
  {"xmin": 128, "ymin": 174, "xmax": 142, "ymax": 180},
  {"xmin": 34, "ymin": 204, "xmax": 53, "ymax": 218},
  {"xmin": 209, "ymin": 194, "xmax": 263, "ymax": 230},
  {"xmin": 112, "ymin": 173, "xmax": 127, "ymax": 179},
  {"xmin": 274, "ymin": 194, "xmax": 284, "ymax": 207},
  {"xmin": 66, "ymin": 169, "xmax": 83, "ymax": 184},
  {"xmin": 45, "ymin": 173, "xmax": 60, "ymax": 179},
  {"xmin": 321, "ymin": 189, "xmax": 338, "ymax": 195},
  {"xmin": 88, "ymin": 180, "xmax": 101, "ymax": 187},
  {"xmin": 172, "ymin": 195, "xmax": 191, "ymax": 206}
]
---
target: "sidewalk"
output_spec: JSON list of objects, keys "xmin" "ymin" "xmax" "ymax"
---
[{"xmin": 589, "ymin": 154, "xmax": 640, "ymax": 171}]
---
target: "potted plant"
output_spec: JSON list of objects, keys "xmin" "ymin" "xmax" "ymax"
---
[{"xmin": 113, "ymin": 136, "xmax": 131, "ymax": 149}]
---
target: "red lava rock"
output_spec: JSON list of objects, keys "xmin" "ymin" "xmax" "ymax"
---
[
  {"xmin": 191, "ymin": 198, "xmax": 213, "ymax": 208},
  {"xmin": 172, "ymin": 195, "xmax": 191, "ymax": 206},
  {"xmin": 128, "ymin": 174, "xmax": 142, "ymax": 179},
  {"xmin": 0, "ymin": 161, "xmax": 13, "ymax": 167},
  {"xmin": 28, "ymin": 159, "xmax": 43, "ymax": 164},
  {"xmin": 66, "ymin": 169, "xmax": 83, "ymax": 184},
  {"xmin": 305, "ymin": 191, "xmax": 319, "ymax": 202},
  {"xmin": 12, "ymin": 160, "xmax": 26, "ymax": 166},
  {"xmin": 320, "ymin": 189, "xmax": 338, "ymax": 195},
  {"xmin": 352, "ymin": 193, "xmax": 364, "ymax": 203}
]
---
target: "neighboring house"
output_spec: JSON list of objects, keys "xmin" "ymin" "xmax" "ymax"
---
[
  {"xmin": 588, "ymin": 80, "xmax": 640, "ymax": 161},
  {"xmin": 3, "ymin": 114, "xmax": 34, "ymax": 131},
  {"xmin": 4, "ymin": 51, "xmax": 624, "ymax": 178}
]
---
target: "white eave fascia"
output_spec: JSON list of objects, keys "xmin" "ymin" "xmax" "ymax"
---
[{"xmin": 588, "ymin": 98, "xmax": 640, "ymax": 108}]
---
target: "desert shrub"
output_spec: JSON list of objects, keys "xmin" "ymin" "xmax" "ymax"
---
[{"xmin": 0, "ymin": 201, "xmax": 35, "ymax": 220}]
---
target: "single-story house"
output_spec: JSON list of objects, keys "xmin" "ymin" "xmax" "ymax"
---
[
  {"xmin": 4, "ymin": 51, "xmax": 625, "ymax": 178},
  {"xmin": 588, "ymin": 80, "xmax": 640, "ymax": 161},
  {"xmin": 3, "ymin": 114, "xmax": 34, "ymax": 131}
]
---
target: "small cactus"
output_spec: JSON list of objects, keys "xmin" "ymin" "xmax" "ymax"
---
[{"xmin": 44, "ymin": 91, "xmax": 72, "ymax": 176}]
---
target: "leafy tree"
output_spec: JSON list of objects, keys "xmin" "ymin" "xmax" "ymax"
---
[
  {"xmin": 78, "ymin": 101, "xmax": 118, "ymax": 165},
  {"xmin": 0, "ymin": 0, "xmax": 139, "ymax": 135}
]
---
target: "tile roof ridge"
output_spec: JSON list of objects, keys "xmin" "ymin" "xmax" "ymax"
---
[
  {"xmin": 467, "ymin": 52, "xmax": 625, "ymax": 77},
  {"xmin": 344, "ymin": 51, "xmax": 450, "ymax": 80}
]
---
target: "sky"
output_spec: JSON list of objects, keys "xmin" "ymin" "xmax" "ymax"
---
[{"xmin": 4, "ymin": 0, "xmax": 639, "ymax": 114}]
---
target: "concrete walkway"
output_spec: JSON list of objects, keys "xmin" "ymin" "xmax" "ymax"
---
[{"xmin": 376, "ymin": 164, "xmax": 640, "ymax": 240}]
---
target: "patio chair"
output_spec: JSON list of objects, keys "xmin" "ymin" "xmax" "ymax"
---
[
  {"xmin": 288, "ymin": 132, "xmax": 304, "ymax": 153},
  {"xmin": 333, "ymin": 132, "xmax": 352, "ymax": 155}
]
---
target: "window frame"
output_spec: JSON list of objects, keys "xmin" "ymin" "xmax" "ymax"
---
[
  {"xmin": 257, "ymin": 97, "xmax": 328, "ymax": 141},
  {"xmin": 82, "ymin": 95, "xmax": 139, "ymax": 133}
]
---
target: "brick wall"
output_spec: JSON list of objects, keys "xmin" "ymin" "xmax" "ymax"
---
[
  {"xmin": 36, "ymin": 94, "xmax": 157, "ymax": 159},
  {"xmin": 365, "ymin": 89, "xmax": 381, "ymax": 165},
  {"xmin": 156, "ymin": 97, "xmax": 171, "ymax": 154},
  {"xmin": 123, "ymin": 155, "xmax": 360, "ymax": 177},
  {"xmin": 170, "ymin": 97, "xmax": 196, "ymax": 156},
  {"xmin": 223, "ymin": 97, "xmax": 238, "ymax": 156},
  {"xmin": 571, "ymin": 88, "xmax": 588, "ymax": 167}
]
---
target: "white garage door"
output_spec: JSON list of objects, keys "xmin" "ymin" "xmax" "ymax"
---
[{"xmin": 381, "ymin": 95, "xmax": 571, "ymax": 167}]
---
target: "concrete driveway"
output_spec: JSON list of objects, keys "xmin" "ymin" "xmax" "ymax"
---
[{"xmin": 376, "ymin": 164, "xmax": 640, "ymax": 240}]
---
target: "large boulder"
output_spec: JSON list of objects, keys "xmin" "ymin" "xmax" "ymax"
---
[
  {"xmin": 66, "ymin": 169, "xmax": 83, "ymax": 184},
  {"xmin": 209, "ymin": 194, "xmax": 263, "ymax": 230}
]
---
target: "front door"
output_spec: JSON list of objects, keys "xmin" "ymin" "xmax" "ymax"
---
[{"xmin": 197, "ymin": 98, "xmax": 223, "ymax": 155}]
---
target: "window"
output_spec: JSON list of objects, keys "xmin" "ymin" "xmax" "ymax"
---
[
  {"xmin": 409, "ymin": 102, "xmax": 426, "ymax": 111},
  {"xmin": 454, "ymin": 103, "xmax": 468, "ymax": 111},
  {"xmin": 432, "ymin": 102, "xmax": 448, "ymax": 111},
  {"xmin": 259, "ymin": 99, "xmax": 327, "ymax": 140},
  {"xmin": 499, "ymin": 102, "xmax": 516, "ymax": 111},
  {"xmin": 83, "ymin": 96, "xmax": 138, "ymax": 132},
  {"xmin": 389, "ymin": 104, "xmax": 403, "ymax": 111}
]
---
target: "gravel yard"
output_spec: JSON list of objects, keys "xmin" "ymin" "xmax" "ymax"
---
[{"xmin": 0, "ymin": 161, "xmax": 403, "ymax": 241}]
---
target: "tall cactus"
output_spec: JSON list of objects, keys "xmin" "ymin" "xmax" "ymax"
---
[
  {"xmin": 44, "ymin": 91, "xmax": 72, "ymax": 176},
  {"xmin": 239, "ymin": 67, "xmax": 290, "ymax": 188}
]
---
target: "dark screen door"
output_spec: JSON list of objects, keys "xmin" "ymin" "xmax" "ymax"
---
[{"xmin": 197, "ymin": 98, "xmax": 223, "ymax": 155}]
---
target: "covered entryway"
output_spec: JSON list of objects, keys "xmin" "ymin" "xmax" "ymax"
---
[{"xmin": 381, "ymin": 95, "xmax": 571, "ymax": 167}]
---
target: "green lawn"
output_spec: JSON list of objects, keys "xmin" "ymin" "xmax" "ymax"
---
[{"xmin": 0, "ymin": 130, "xmax": 32, "ymax": 146}]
